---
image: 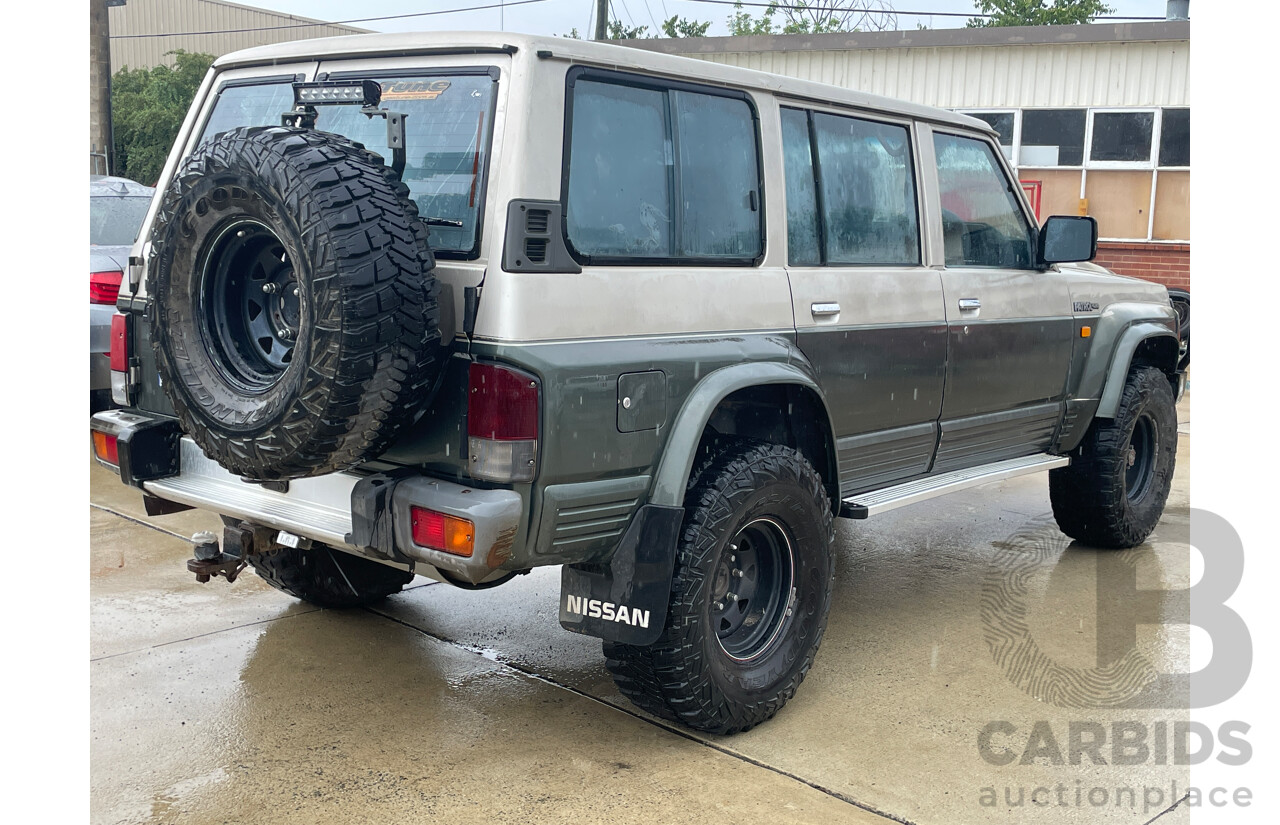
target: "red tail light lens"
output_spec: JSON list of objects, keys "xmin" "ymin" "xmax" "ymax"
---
[
  {"xmin": 90, "ymin": 270, "xmax": 123, "ymax": 305},
  {"xmin": 468, "ymin": 362, "xmax": 539, "ymax": 482},
  {"xmin": 409, "ymin": 507, "xmax": 475, "ymax": 557},
  {"xmin": 468, "ymin": 362, "xmax": 539, "ymax": 440},
  {"xmin": 92, "ymin": 431, "xmax": 119, "ymax": 466},
  {"xmin": 109, "ymin": 313, "xmax": 129, "ymax": 372}
]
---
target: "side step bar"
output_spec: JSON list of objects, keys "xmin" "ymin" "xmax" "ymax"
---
[{"xmin": 840, "ymin": 453, "xmax": 1070, "ymax": 519}]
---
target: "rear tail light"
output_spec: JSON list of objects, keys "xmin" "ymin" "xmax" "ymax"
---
[
  {"xmin": 90, "ymin": 270, "xmax": 123, "ymax": 305},
  {"xmin": 110, "ymin": 313, "xmax": 129, "ymax": 406},
  {"xmin": 410, "ymin": 507, "xmax": 475, "ymax": 557},
  {"xmin": 92, "ymin": 431, "xmax": 119, "ymax": 466},
  {"xmin": 467, "ymin": 362, "xmax": 539, "ymax": 483}
]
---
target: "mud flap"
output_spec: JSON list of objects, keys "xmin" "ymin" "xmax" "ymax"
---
[{"xmin": 559, "ymin": 504, "xmax": 683, "ymax": 646}]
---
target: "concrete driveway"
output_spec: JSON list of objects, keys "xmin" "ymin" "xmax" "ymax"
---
[{"xmin": 91, "ymin": 400, "xmax": 1192, "ymax": 824}]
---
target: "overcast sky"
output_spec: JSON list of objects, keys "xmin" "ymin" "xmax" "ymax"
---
[{"xmin": 221, "ymin": 0, "xmax": 1177, "ymax": 40}]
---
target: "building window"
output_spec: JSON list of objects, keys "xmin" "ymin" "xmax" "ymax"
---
[
  {"xmin": 1020, "ymin": 109, "xmax": 1086, "ymax": 167},
  {"xmin": 1159, "ymin": 108, "xmax": 1190, "ymax": 168},
  {"xmin": 1089, "ymin": 111, "xmax": 1156, "ymax": 164},
  {"xmin": 564, "ymin": 74, "xmax": 763, "ymax": 263}
]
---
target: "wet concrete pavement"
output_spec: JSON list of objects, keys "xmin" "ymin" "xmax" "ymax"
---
[{"xmin": 91, "ymin": 398, "xmax": 1192, "ymax": 824}]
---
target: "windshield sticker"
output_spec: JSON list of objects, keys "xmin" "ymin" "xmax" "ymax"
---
[{"xmin": 381, "ymin": 79, "xmax": 452, "ymax": 101}]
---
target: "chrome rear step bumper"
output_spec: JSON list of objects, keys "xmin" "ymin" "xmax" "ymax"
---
[
  {"xmin": 142, "ymin": 437, "xmax": 523, "ymax": 583},
  {"xmin": 145, "ymin": 439, "xmax": 359, "ymax": 547},
  {"xmin": 840, "ymin": 453, "xmax": 1069, "ymax": 519}
]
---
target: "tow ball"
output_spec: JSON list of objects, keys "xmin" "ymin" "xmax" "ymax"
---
[{"xmin": 185, "ymin": 531, "xmax": 246, "ymax": 584}]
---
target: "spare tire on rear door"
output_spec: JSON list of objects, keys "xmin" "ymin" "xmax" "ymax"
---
[{"xmin": 147, "ymin": 126, "xmax": 441, "ymax": 480}]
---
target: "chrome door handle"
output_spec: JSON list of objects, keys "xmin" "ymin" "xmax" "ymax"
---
[
  {"xmin": 958, "ymin": 298, "xmax": 981, "ymax": 311},
  {"xmin": 811, "ymin": 302, "xmax": 841, "ymax": 317}
]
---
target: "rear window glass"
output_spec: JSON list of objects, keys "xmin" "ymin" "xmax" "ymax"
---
[
  {"xmin": 197, "ymin": 74, "xmax": 498, "ymax": 258},
  {"xmin": 90, "ymin": 196, "xmax": 152, "ymax": 246}
]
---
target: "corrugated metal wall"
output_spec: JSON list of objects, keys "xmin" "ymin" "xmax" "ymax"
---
[
  {"xmin": 692, "ymin": 41, "xmax": 1190, "ymax": 109},
  {"xmin": 108, "ymin": 0, "xmax": 368, "ymax": 71}
]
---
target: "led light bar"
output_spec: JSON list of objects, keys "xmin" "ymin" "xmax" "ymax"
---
[{"xmin": 292, "ymin": 80, "xmax": 382, "ymax": 107}]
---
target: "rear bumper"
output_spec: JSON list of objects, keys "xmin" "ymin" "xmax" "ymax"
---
[{"xmin": 90, "ymin": 411, "xmax": 525, "ymax": 583}]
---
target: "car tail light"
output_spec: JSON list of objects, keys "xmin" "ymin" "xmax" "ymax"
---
[
  {"xmin": 92, "ymin": 431, "xmax": 119, "ymax": 466},
  {"xmin": 468, "ymin": 362, "xmax": 539, "ymax": 483},
  {"xmin": 110, "ymin": 313, "xmax": 129, "ymax": 405},
  {"xmin": 410, "ymin": 507, "xmax": 475, "ymax": 557},
  {"xmin": 91, "ymin": 270, "xmax": 123, "ymax": 305}
]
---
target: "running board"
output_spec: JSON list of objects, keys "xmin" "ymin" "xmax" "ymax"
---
[{"xmin": 839, "ymin": 453, "xmax": 1070, "ymax": 519}]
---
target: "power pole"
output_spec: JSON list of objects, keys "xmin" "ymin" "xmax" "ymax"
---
[
  {"xmin": 90, "ymin": 0, "xmax": 113, "ymax": 174},
  {"xmin": 594, "ymin": 0, "xmax": 609, "ymax": 40}
]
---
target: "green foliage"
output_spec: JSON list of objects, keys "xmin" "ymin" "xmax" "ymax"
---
[
  {"xmin": 607, "ymin": 19, "xmax": 652, "ymax": 39},
  {"xmin": 726, "ymin": 1, "xmax": 863, "ymax": 36},
  {"xmin": 662, "ymin": 16, "xmax": 712, "ymax": 38},
  {"xmin": 967, "ymin": 0, "xmax": 1115, "ymax": 27},
  {"xmin": 562, "ymin": 16, "xmax": 709, "ymax": 39},
  {"xmin": 111, "ymin": 50, "xmax": 215, "ymax": 185}
]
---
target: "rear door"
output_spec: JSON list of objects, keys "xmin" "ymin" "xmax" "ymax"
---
[
  {"xmin": 923, "ymin": 127, "xmax": 1073, "ymax": 472},
  {"xmin": 782, "ymin": 105, "xmax": 948, "ymax": 495}
]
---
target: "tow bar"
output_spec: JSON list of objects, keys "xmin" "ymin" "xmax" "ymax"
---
[{"xmin": 185, "ymin": 531, "xmax": 246, "ymax": 583}]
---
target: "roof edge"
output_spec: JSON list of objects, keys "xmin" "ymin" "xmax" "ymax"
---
[{"xmin": 618, "ymin": 20, "xmax": 1190, "ymax": 55}]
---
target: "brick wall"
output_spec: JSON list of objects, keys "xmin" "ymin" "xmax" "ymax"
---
[{"xmin": 1093, "ymin": 242, "xmax": 1190, "ymax": 292}]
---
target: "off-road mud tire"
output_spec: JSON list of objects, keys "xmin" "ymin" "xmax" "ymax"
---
[
  {"xmin": 147, "ymin": 126, "xmax": 439, "ymax": 480},
  {"xmin": 604, "ymin": 441, "xmax": 835, "ymax": 734},
  {"xmin": 248, "ymin": 543, "xmax": 414, "ymax": 609},
  {"xmin": 1050, "ymin": 366, "xmax": 1177, "ymax": 548}
]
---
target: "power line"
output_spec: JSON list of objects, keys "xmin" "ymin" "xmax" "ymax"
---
[
  {"xmin": 684, "ymin": 1, "xmax": 1167, "ymax": 21},
  {"xmin": 109, "ymin": 0, "xmax": 551, "ymax": 39},
  {"xmin": 642, "ymin": 0, "xmax": 661, "ymax": 31}
]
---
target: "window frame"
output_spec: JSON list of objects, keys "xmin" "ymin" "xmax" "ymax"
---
[
  {"xmin": 1085, "ymin": 107, "xmax": 1161, "ymax": 170},
  {"xmin": 322, "ymin": 65, "xmax": 502, "ymax": 261},
  {"xmin": 929, "ymin": 125, "xmax": 1041, "ymax": 270},
  {"xmin": 191, "ymin": 67, "xmax": 501, "ymax": 261},
  {"xmin": 778, "ymin": 100, "xmax": 925, "ymax": 269},
  {"xmin": 1157, "ymin": 108, "xmax": 1191, "ymax": 171},
  {"xmin": 559, "ymin": 66, "xmax": 767, "ymax": 268}
]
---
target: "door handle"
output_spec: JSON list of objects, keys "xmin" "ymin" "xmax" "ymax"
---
[
  {"xmin": 958, "ymin": 298, "xmax": 981, "ymax": 311},
  {"xmin": 811, "ymin": 302, "xmax": 841, "ymax": 317}
]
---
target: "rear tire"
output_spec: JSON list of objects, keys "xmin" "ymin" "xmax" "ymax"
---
[
  {"xmin": 248, "ymin": 544, "xmax": 414, "ymax": 609},
  {"xmin": 1050, "ymin": 367, "xmax": 1177, "ymax": 548},
  {"xmin": 604, "ymin": 441, "xmax": 835, "ymax": 734}
]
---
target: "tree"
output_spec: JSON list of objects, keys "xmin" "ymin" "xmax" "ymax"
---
[
  {"xmin": 967, "ymin": 0, "xmax": 1114, "ymax": 27},
  {"xmin": 111, "ymin": 50, "xmax": 215, "ymax": 185},
  {"xmin": 662, "ymin": 16, "xmax": 711, "ymax": 38},
  {"xmin": 561, "ymin": 16, "xmax": 709, "ymax": 39},
  {"xmin": 727, "ymin": 0, "xmax": 898, "ymax": 36}
]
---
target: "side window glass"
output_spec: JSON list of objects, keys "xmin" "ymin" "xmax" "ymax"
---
[
  {"xmin": 780, "ymin": 107, "xmax": 820, "ymax": 266},
  {"xmin": 812, "ymin": 112, "xmax": 919, "ymax": 265},
  {"xmin": 566, "ymin": 80, "xmax": 672, "ymax": 258},
  {"xmin": 933, "ymin": 133, "xmax": 1035, "ymax": 269},
  {"xmin": 673, "ymin": 92, "xmax": 761, "ymax": 257},
  {"xmin": 565, "ymin": 76, "xmax": 763, "ymax": 262}
]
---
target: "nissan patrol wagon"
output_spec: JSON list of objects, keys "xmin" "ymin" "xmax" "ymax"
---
[{"xmin": 92, "ymin": 31, "xmax": 1184, "ymax": 734}]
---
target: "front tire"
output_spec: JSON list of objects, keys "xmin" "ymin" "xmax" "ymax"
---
[
  {"xmin": 605, "ymin": 442, "xmax": 835, "ymax": 734},
  {"xmin": 1050, "ymin": 366, "xmax": 1178, "ymax": 548}
]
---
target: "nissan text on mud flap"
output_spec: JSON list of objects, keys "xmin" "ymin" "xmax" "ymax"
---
[{"xmin": 91, "ymin": 32, "xmax": 1187, "ymax": 735}]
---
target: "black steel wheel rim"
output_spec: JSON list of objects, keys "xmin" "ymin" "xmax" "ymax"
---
[
  {"xmin": 711, "ymin": 517, "xmax": 795, "ymax": 661},
  {"xmin": 1125, "ymin": 413, "xmax": 1158, "ymax": 501},
  {"xmin": 199, "ymin": 220, "xmax": 302, "ymax": 393}
]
